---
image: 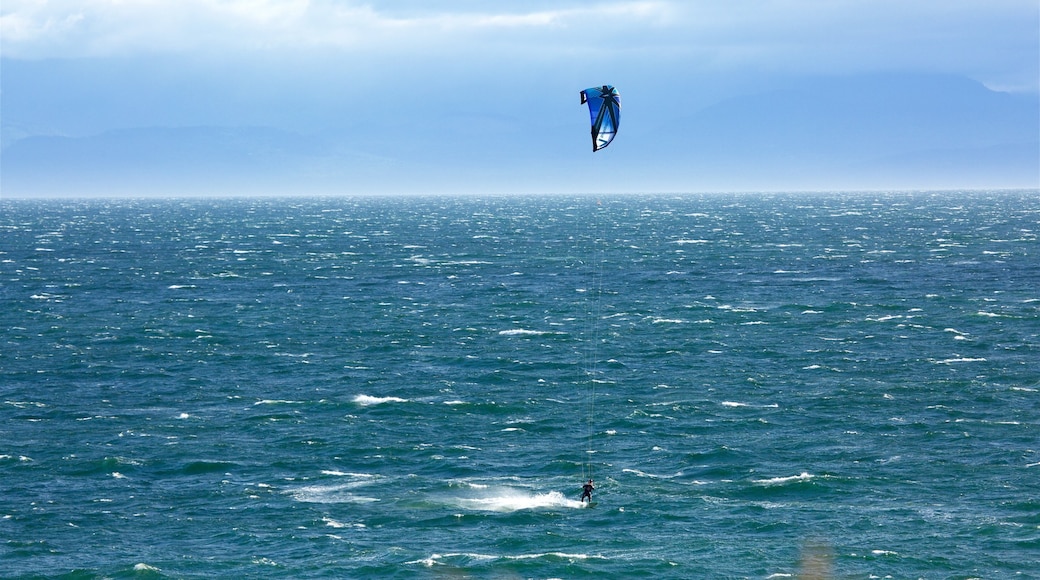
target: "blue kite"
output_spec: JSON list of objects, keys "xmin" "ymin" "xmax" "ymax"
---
[{"xmin": 579, "ymin": 85, "xmax": 621, "ymax": 152}]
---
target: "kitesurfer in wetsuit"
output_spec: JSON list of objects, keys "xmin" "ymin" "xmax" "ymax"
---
[{"xmin": 580, "ymin": 479, "xmax": 594, "ymax": 503}]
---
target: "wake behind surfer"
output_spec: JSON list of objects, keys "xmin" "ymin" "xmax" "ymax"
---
[{"xmin": 580, "ymin": 479, "xmax": 594, "ymax": 503}]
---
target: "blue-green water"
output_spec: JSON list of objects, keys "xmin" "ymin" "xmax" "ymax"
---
[{"xmin": 2, "ymin": 192, "xmax": 1038, "ymax": 578}]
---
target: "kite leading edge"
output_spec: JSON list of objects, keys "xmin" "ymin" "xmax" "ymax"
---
[{"xmin": 579, "ymin": 85, "xmax": 621, "ymax": 152}]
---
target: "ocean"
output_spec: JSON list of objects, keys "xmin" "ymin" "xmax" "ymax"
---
[{"xmin": 1, "ymin": 192, "xmax": 1037, "ymax": 578}]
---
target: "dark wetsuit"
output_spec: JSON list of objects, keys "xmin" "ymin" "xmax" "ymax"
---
[{"xmin": 581, "ymin": 482, "xmax": 594, "ymax": 502}]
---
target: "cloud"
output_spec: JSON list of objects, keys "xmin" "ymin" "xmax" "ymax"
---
[
  {"xmin": 0, "ymin": 1, "xmax": 673, "ymax": 57},
  {"xmin": 2, "ymin": 0, "xmax": 1037, "ymax": 109},
  {"xmin": 1, "ymin": 0, "xmax": 370, "ymax": 56},
  {"xmin": 4, "ymin": 0, "xmax": 1033, "ymax": 90},
  {"xmin": 657, "ymin": 2, "xmax": 1037, "ymax": 83},
  {"xmin": 6, "ymin": 0, "xmax": 1031, "ymax": 85}
]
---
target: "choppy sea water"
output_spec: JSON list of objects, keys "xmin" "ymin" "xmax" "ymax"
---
[{"xmin": 1, "ymin": 192, "xmax": 1038, "ymax": 578}]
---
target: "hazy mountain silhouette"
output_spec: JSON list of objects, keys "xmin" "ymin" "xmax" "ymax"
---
[
  {"xmin": 3, "ymin": 73, "xmax": 1036, "ymax": 195},
  {"xmin": 622, "ymin": 73, "xmax": 1039, "ymax": 190}
]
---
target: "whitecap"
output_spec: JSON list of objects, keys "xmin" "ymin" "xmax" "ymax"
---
[
  {"xmin": 506, "ymin": 552, "xmax": 601, "ymax": 561},
  {"xmin": 409, "ymin": 553, "xmax": 496, "ymax": 567},
  {"xmin": 935, "ymin": 357, "xmax": 987, "ymax": 364},
  {"xmin": 449, "ymin": 480, "xmax": 489, "ymax": 490},
  {"xmin": 721, "ymin": 401, "xmax": 778, "ymax": 408},
  {"xmin": 289, "ymin": 482, "xmax": 379, "ymax": 504},
  {"xmin": 323, "ymin": 517, "xmax": 365, "ymax": 529},
  {"xmin": 754, "ymin": 472, "xmax": 813, "ymax": 486},
  {"xmin": 447, "ymin": 488, "xmax": 584, "ymax": 512},
  {"xmin": 320, "ymin": 470, "xmax": 376, "ymax": 478},
  {"xmin": 623, "ymin": 468, "xmax": 659, "ymax": 478},
  {"xmin": 498, "ymin": 329, "xmax": 554, "ymax": 336},
  {"xmin": 352, "ymin": 394, "xmax": 408, "ymax": 406}
]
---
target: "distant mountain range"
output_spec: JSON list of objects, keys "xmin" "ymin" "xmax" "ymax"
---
[
  {"xmin": 631, "ymin": 74, "xmax": 1039, "ymax": 191},
  {"xmin": 2, "ymin": 73, "xmax": 1036, "ymax": 196}
]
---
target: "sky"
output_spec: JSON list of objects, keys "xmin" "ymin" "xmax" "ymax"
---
[{"xmin": 2, "ymin": 0, "xmax": 1038, "ymax": 196}]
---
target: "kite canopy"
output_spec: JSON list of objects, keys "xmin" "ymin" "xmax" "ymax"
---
[{"xmin": 580, "ymin": 85, "xmax": 621, "ymax": 152}]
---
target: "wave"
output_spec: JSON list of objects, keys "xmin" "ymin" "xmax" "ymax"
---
[
  {"xmin": 445, "ymin": 487, "xmax": 585, "ymax": 512},
  {"xmin": 320, "ymin": 470, "xmax": 377, "ymax": 478},
  {"xmin": 754, "ymin": 472, "xmax": 814, "ymax": 486},
  {"xmin": 721, "ymin": 401, "xmax": 780, "ymax": 408},
  {"xmin": 254, "ymin": 399, "xmax": 305, "ymax": 405},
  {"xmin": 289, "ymin": 481, "xmax": 380, "ymax": 504},
  {"xmin": 934, "ymin": 357, "xmax": 987, "ymax": 364},
  {"xmin": 497, "ymin": 329, "xmax": 559, "ymax": 337},
  {"xmin": 411, "ymin": 551, "xmax": 605, "ymax": 567},
  {"xmin": 323, "ymin": 516, "xmax": 365, "ymax": 529},
  {"xmin": 623, "ymin": 468, "xmax": 659, "ymax": 478},
  {"xmin": 182, "ymin": 460, "xmax": 238, "ymax": 475},
  {"xmin": 353, "ymin": 394, "xmax": 408, "ymax": 406},
  {"xmin": 622, "ymin": 468, "xmax": 683, "ymax": 480}
]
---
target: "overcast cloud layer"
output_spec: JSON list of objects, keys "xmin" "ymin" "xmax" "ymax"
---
[{"xmin": 4, "ymin": 1, "xmax": 1037, "ymax": 89}]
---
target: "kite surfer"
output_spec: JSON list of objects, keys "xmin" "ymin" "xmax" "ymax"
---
[{"xmin": 580, "ymin": 479, "xmax": 595, "ymax": 503}]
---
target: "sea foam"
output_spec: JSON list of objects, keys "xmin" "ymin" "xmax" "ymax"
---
[
  {"xmin": 353, "ymin": 394, "xmax": 408, "ymax": 406},
  {"xmin": 447, "ymin": 488, "xmax": 585, "ymax": 512}
]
